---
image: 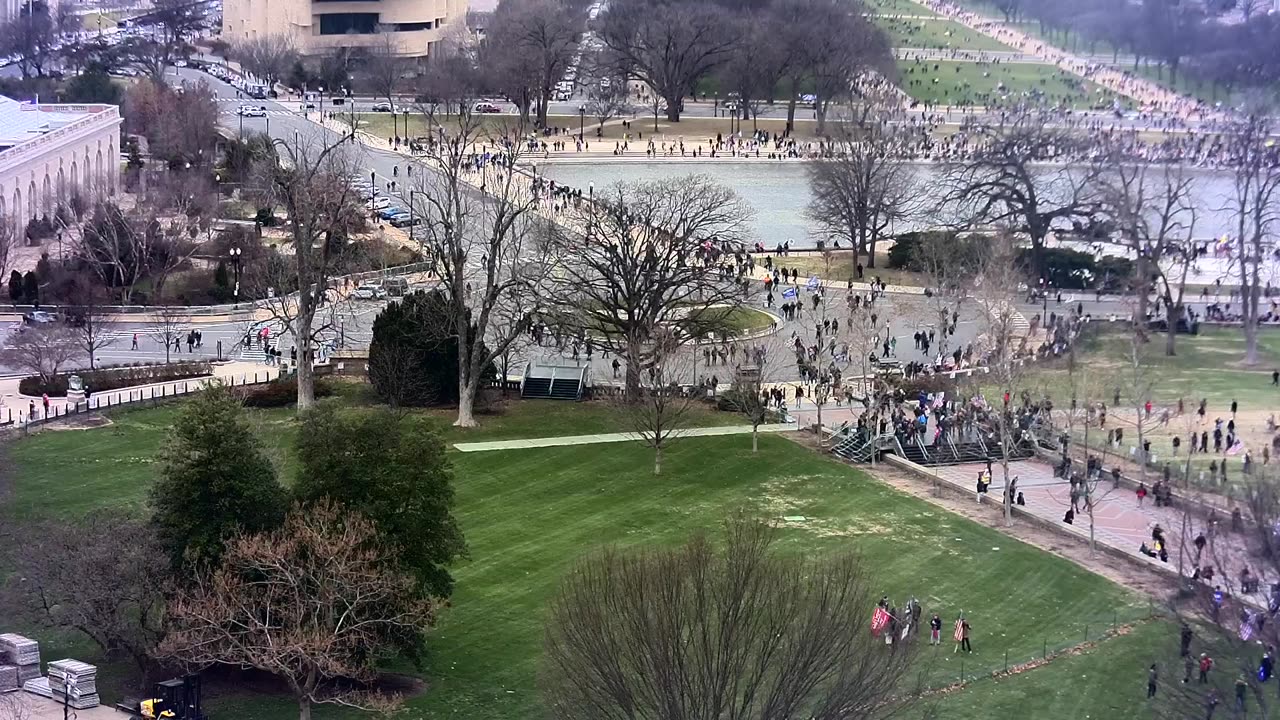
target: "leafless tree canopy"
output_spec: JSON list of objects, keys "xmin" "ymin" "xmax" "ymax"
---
[
  {"xmin": 540, "ymin": 516, "xmax": 923, "ymax": 720},
  {"xmin": 1, "ymin": 512, "xmax": 170, "ymax": 679},
  {"xmin": 613, "ymin": 344, "xmax": 699, "ymax": 474},
  {"xmin": 0, "ymin": 324, "xmax": 83, "ymax": 384},
  {"xmin": 231, "ymin": 33, "xmax": 300, "ymax": 90},
  {"xmin": 407, "ymin": 110, "xmax": 559, "ymax": 426},
  {"xmin": 483, "ymin": 0, "xmax": 583, "ymax": 127},
  {"xmin": 940, "ymin": 112, "xmax": 1104, "ymax": 275},
  {"xmin": 807, "ymin": 120, "xmax": 918, "ymax": 271},
  {"xmin": 553, "ymin": 175, "xmax": 750, "ymax": 398},
  {"xmin": 161, "ymin": 501, "xmax": 436, "ymax": 720},
  {"xmin": 257, "ymin": 133, "xmax": 365, "ymax": 410},
  {"xmin": 1223, "ymin": 112, "xmax": 1280, "ymax": 366}
]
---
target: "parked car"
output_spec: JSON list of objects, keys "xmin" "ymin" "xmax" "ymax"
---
[
  {"xmin": 371, "ymin": 101, "xmax": 393, "ymax": 112},
  {"xmin": 367, "ymin": 196, "xmax": 391, "ymax": 211},
  {"xmin": 389, "ymin": 214, "xmax": 419, "ymax": 228},
  {"xmin": 237, "ymin": 105, "xmax": 267, "ymax": 117},
  {"xmin": 473, "ymin": 102, "xmax": 502, "ymax": 114},
  {"xmin": 378, "ymin": 206, "xmax": 406, "ymax": 220},
  {"xmin": 22, "ymin": 310, "xmax": 57, "ymax": 325},
  {"xmin": 352, "ymin": 283, "xmax": 387, "ymax": 300}
]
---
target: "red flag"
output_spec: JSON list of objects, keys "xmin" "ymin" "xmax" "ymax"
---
[
  {"xmin": 953, "ymin": 618, "xmax": 965, "ymax": 643},
  {"xmin": 871, "ymin": 606, "xmax": 891, "ymax": 636}
]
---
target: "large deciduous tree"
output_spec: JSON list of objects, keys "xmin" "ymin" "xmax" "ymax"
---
[
  {"xmin": 258, "ymin": 134, "xmax": 364, "ymax": 410},
  {"xmin": 162, "ymin": 501, "xmax": 436, "ymax": 720},
  {"xmin": 151, "ymin": 386, "xmax": 287, "ymax": 569},
  {"xmin": 1, "ymin": 512, "xmax": 170, "ymax": 680},
  {"xmin": 485, "ymin": 0, "xmax": 581, "ymax": 127},
  {"xmin": 0, "ymin": 324, "xmax": 82, "ymax": 387},
  {"xmin": 407, "ymin": 108, "xmax": 558, "ymax": 427},
  {"xmin": 1224, "ymin": 112, "xmax": 1280, "ymax": 367},
  {"xmin": 941, "ymin": 112, "xmax": 1104, "ymax": 276},
  {"xmin": 598, "ymin": 0, "xmax": 738, "ymax": 122},
  {"xmin": 541, "ymin": 516, "xmax": 923, "ymax": 719},
  {"xmin": 231, "ymin": 33, "xmax": 299, "ymax": 91},
  {"xmin": 807, "ymin": 119, "xmax": 917, "ymax": 271},
  {"xmin": 554, "ymin": 175, "xmax": 749, "ymax": 400}
]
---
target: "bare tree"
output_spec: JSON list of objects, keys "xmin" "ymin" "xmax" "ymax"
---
[
  {"xmin": 911, "ymin": 231, "xmax": 982, "ymax": 356},
  {"xmin": 598, "ymin": 0, "xmax": 738, "ymax": 122},
  {"xmin": 366, "ymin": 342, "xmax": 433, "ymax": 410},
  {"xmin": 258, "ymin": 132, "xmax": 364, "ymax": 410},
  {"xmin": 485, "ymin": 0, "xmax": 581, "ymax": 127},
  {"xmin": 720, "ymin": 339, "xmax": 782, "ymax": 452},
  {"xmin": 807, "ymin": 120, "xmax": 917, "ymax": 272},
  {"xmin": 540, "ymin": 515, "xmax": 925, "ymax": 720},
  {"xmin": 615, "ymin": 339, "xmax": 698, "ymax": 475},
  {"xmin": 150, "ymin": 305, "xmax": 191, "ymax": 364},
  {"xmin": 0, "ymin": 325, "xmax": 83, "ymax": 386},
  {"xmin": 70, "ymin": 298, "xmax": 117, "ymax": 369},
  {"xmin": 1095, "ymin": 153, "xmax": 1199, "ymax": 354},
  {"xmin": 941, "ymin": 112, "xmax": 1104, "ymax": 276},
  {"xmin": 582, "ymin": 64, "xmax": 633, "ymax": 135},
  {"xmin": 161, "ymin": 501, "xmax": 435, "ymax": 720},
  {"xmin": 148, "ymin": 0, "xmax": 208, "ymax": 68},
  {"xmin": 1, "ymin": 512, "xmax": 169, "ymax": 680},
  {"xmin": 972, "ymin": 235, "xmax": 1030, "ymax": 527},
  {"xmin": 0, "ymin": 1, "xmax": 57, "ymax": 80},
  {"xmin": 554, "ymin": 175, "xmax": 750, "ymax": 400},
  {"xmin": 0, "ymin": 216, "xmax": 16, "ymax": 283},
  {"xmin": 361, "ymin": 29, "xmax": 407, "ymax": 118},
  {"xmin": 231, "ymin": 33, "xmax": 299, "ymax": 91},
  {"xmin": 1223, "ymin": 112, "xmax": 1280, "ymax": 366},
  {"xmin": 406, "ymin": 108, "xmax": 559, "ymax": 426}
]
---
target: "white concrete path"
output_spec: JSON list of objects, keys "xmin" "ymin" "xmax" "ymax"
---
[{"xmin": 453, "ymin": 423, "xmax": 797, "ymax": 452}]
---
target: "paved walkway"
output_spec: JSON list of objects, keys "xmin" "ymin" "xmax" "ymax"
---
[
  {"xmin": 925, "ymin": 458, "xmax": 1262, "ymax": 602},
  {"xmin": 0, "ymin": 361, "xmax": 280, "ymax": 425},
  {"xmin": 453, "ymin": 423, "xmax": 796, "ymax": 452}
]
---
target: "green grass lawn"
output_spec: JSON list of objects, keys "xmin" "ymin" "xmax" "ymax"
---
[
  {"xmin": 3, "ymin": 393, "xmax": 1149, "ymax": 719},
  {"xmin": 896, "ymin": 59, "xmax": 1129, "ymax": 109},
  {"xmin": 875, "ymin": 17, "xmax": 1014, "ymax": 52}
]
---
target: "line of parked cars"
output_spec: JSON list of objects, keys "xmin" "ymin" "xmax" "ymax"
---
[{"xmin": 347, "ymin": 174, "xmax": 420, "ymax": 229}]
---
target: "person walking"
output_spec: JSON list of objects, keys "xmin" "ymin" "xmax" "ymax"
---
[
  {"xmin": 1147, "ymin": 664, "xmax": 1159, "ymax": 699},
  {"xmin": 1235, "ymin": 675, "xmax": 1248, "ymax": 713},
  {"xmin": 131, "ymin": 332, "xmax": 138, "ymax": 350}
]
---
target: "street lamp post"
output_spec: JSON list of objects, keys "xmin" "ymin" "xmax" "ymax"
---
[
  {"xmin": 230, "ymin": 246, "xmax": 242, "ymax": 298},
  {"xmin": 403, "ymin": 108, "xmax": 409, "ymax": 142},
  {"xmin": 578, "ymin": 105, "xmax": 585, "ymax": 142}
]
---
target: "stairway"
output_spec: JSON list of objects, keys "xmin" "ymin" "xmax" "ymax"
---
[{"xmin": 521, "ymin": 377, "xmax": 552, "ymax": 398}]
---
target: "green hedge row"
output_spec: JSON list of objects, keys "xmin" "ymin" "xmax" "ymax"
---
[{"xmin": 20, "ymin": 361, "xmax": 213, "ymax": 397}]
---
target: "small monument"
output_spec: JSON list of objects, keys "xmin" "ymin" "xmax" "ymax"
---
[{"xmin": 66, "ymin": 374, "xmax": 85, "ymax": 403}]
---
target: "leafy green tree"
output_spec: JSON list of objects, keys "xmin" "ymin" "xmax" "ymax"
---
[
  {"xmin": 151, "ymin": 386, "xmax": 287, "ymax": 569},
  {"xmin": 8, "ymin": 270, "xmax": 23, "ymax": 302},
  {"xmin": 22, "ymin": 271, "xmax": 38, "ymax": 305},
  {"xmin": 295, "ymin": 403, "xmax": 466, "ymax": 600},
  {"xmin": 367, "ymin": 289, "xmax": 493, "ymax": 407},
  {"xmin": 62, "ymin": 63, "xmax": 122, "ymax": 104}
]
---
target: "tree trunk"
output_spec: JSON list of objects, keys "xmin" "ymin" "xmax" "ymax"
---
[
  {"xmin": 653, "ymin": 444, "xmax": 662, "ymax": 475},
  {"xmin": 664, "ymin": 93, "xmax": 680, "ymax": 122},
  {"xmin": 752, "ymin": 426, "xmax": 759, "ymax": 453},
  {"xmin": 785, "ymin": 83, "xmax": 798, "ymax": 133},
  {"xmin": 1165, "ymin": 318, "xmax": 1177, "ymax": 357},
  {"xmin": 296, "ymin": 346, "xmax": 315, "ymax": 408},
  {"xmin": 297, "ymin": 698, "xmax": 312, "ymax": 720},
  {"xmin": 455, "ymin": 378, "xmax": 478, "ymax": 427}
]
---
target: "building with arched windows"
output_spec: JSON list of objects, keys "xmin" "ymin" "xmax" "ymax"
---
[
  {"xmin": 222, "ymin": 0, "xmax": 467, "ymax": 58},
  {"xmin": 0, "ymin": 97, "xmax": 122, "ymax": 235}
]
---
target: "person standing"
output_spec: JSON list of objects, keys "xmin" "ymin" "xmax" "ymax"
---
[
  {"xmin": 930, "ymin": 614, "xmax": 942, "ymax": 645},
  {"xmin": 1205, "ymin": 688, "xmax": 1219, "ymax": 719},
  {"xmin": 1147, "ymin": 664, "xmax": 1159, "ymax": 699},
  {"xmin": 131, "ymin": 332, "xmax": 139, "ymax": 350},
  {"xmin": 960, "ymin": 619, "xmax": 972, "ymax": 653},
  {"xmin": 1235, "ymin": 675, "xmax": 1248, "ymax": 713},
  {"xmin": 1199, "ymin": 653, "xmax": 1213, "ymax": 683}
]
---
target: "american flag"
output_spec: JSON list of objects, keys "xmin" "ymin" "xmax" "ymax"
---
[
  {"xmin": 953, "ymin": 617, "xmax": 966, "ymax": 643},
  {"xmin": 1241, "ymin": 611, "xmax": 1255, "ymax": 642},
  {"xmin": 871, "ymin": 606, "xmax": 891, "ymax": 636}
]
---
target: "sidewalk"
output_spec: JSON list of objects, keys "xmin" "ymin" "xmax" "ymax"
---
[
  {"xmin": 0, "ymin": 361, "xmax": 280, "ymax": 425},
  {"xmin": 453, "ymin": 423, "xmax": 796, "ymax": 452},
  {"xmin": 920, "ymin": 457, "xmax": 1261, "ymax": 602}
]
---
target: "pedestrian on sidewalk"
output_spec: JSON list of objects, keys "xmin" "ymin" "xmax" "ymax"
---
[
  {"xmin": 1137, "ymin": 482, "xmax": 1148, "ymax": 506},
  {"xmin": 131, "ymin": 333, "xmax": 138, "ymax": 350}
]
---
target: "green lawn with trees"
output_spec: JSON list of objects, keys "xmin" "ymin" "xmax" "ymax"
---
[{"xmin": 1, "ymin": 390, "xmax": 1153, "ymax": 720}]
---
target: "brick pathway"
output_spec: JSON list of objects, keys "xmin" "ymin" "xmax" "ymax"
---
[{"xmin": 927, "ymin": 458, "xmax": 1264, "ymax": 604}]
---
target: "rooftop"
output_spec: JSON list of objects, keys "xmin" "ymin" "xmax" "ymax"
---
[{"xmin": 0, "ymin": 96, "xmax": 113, "ymax": 151}]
